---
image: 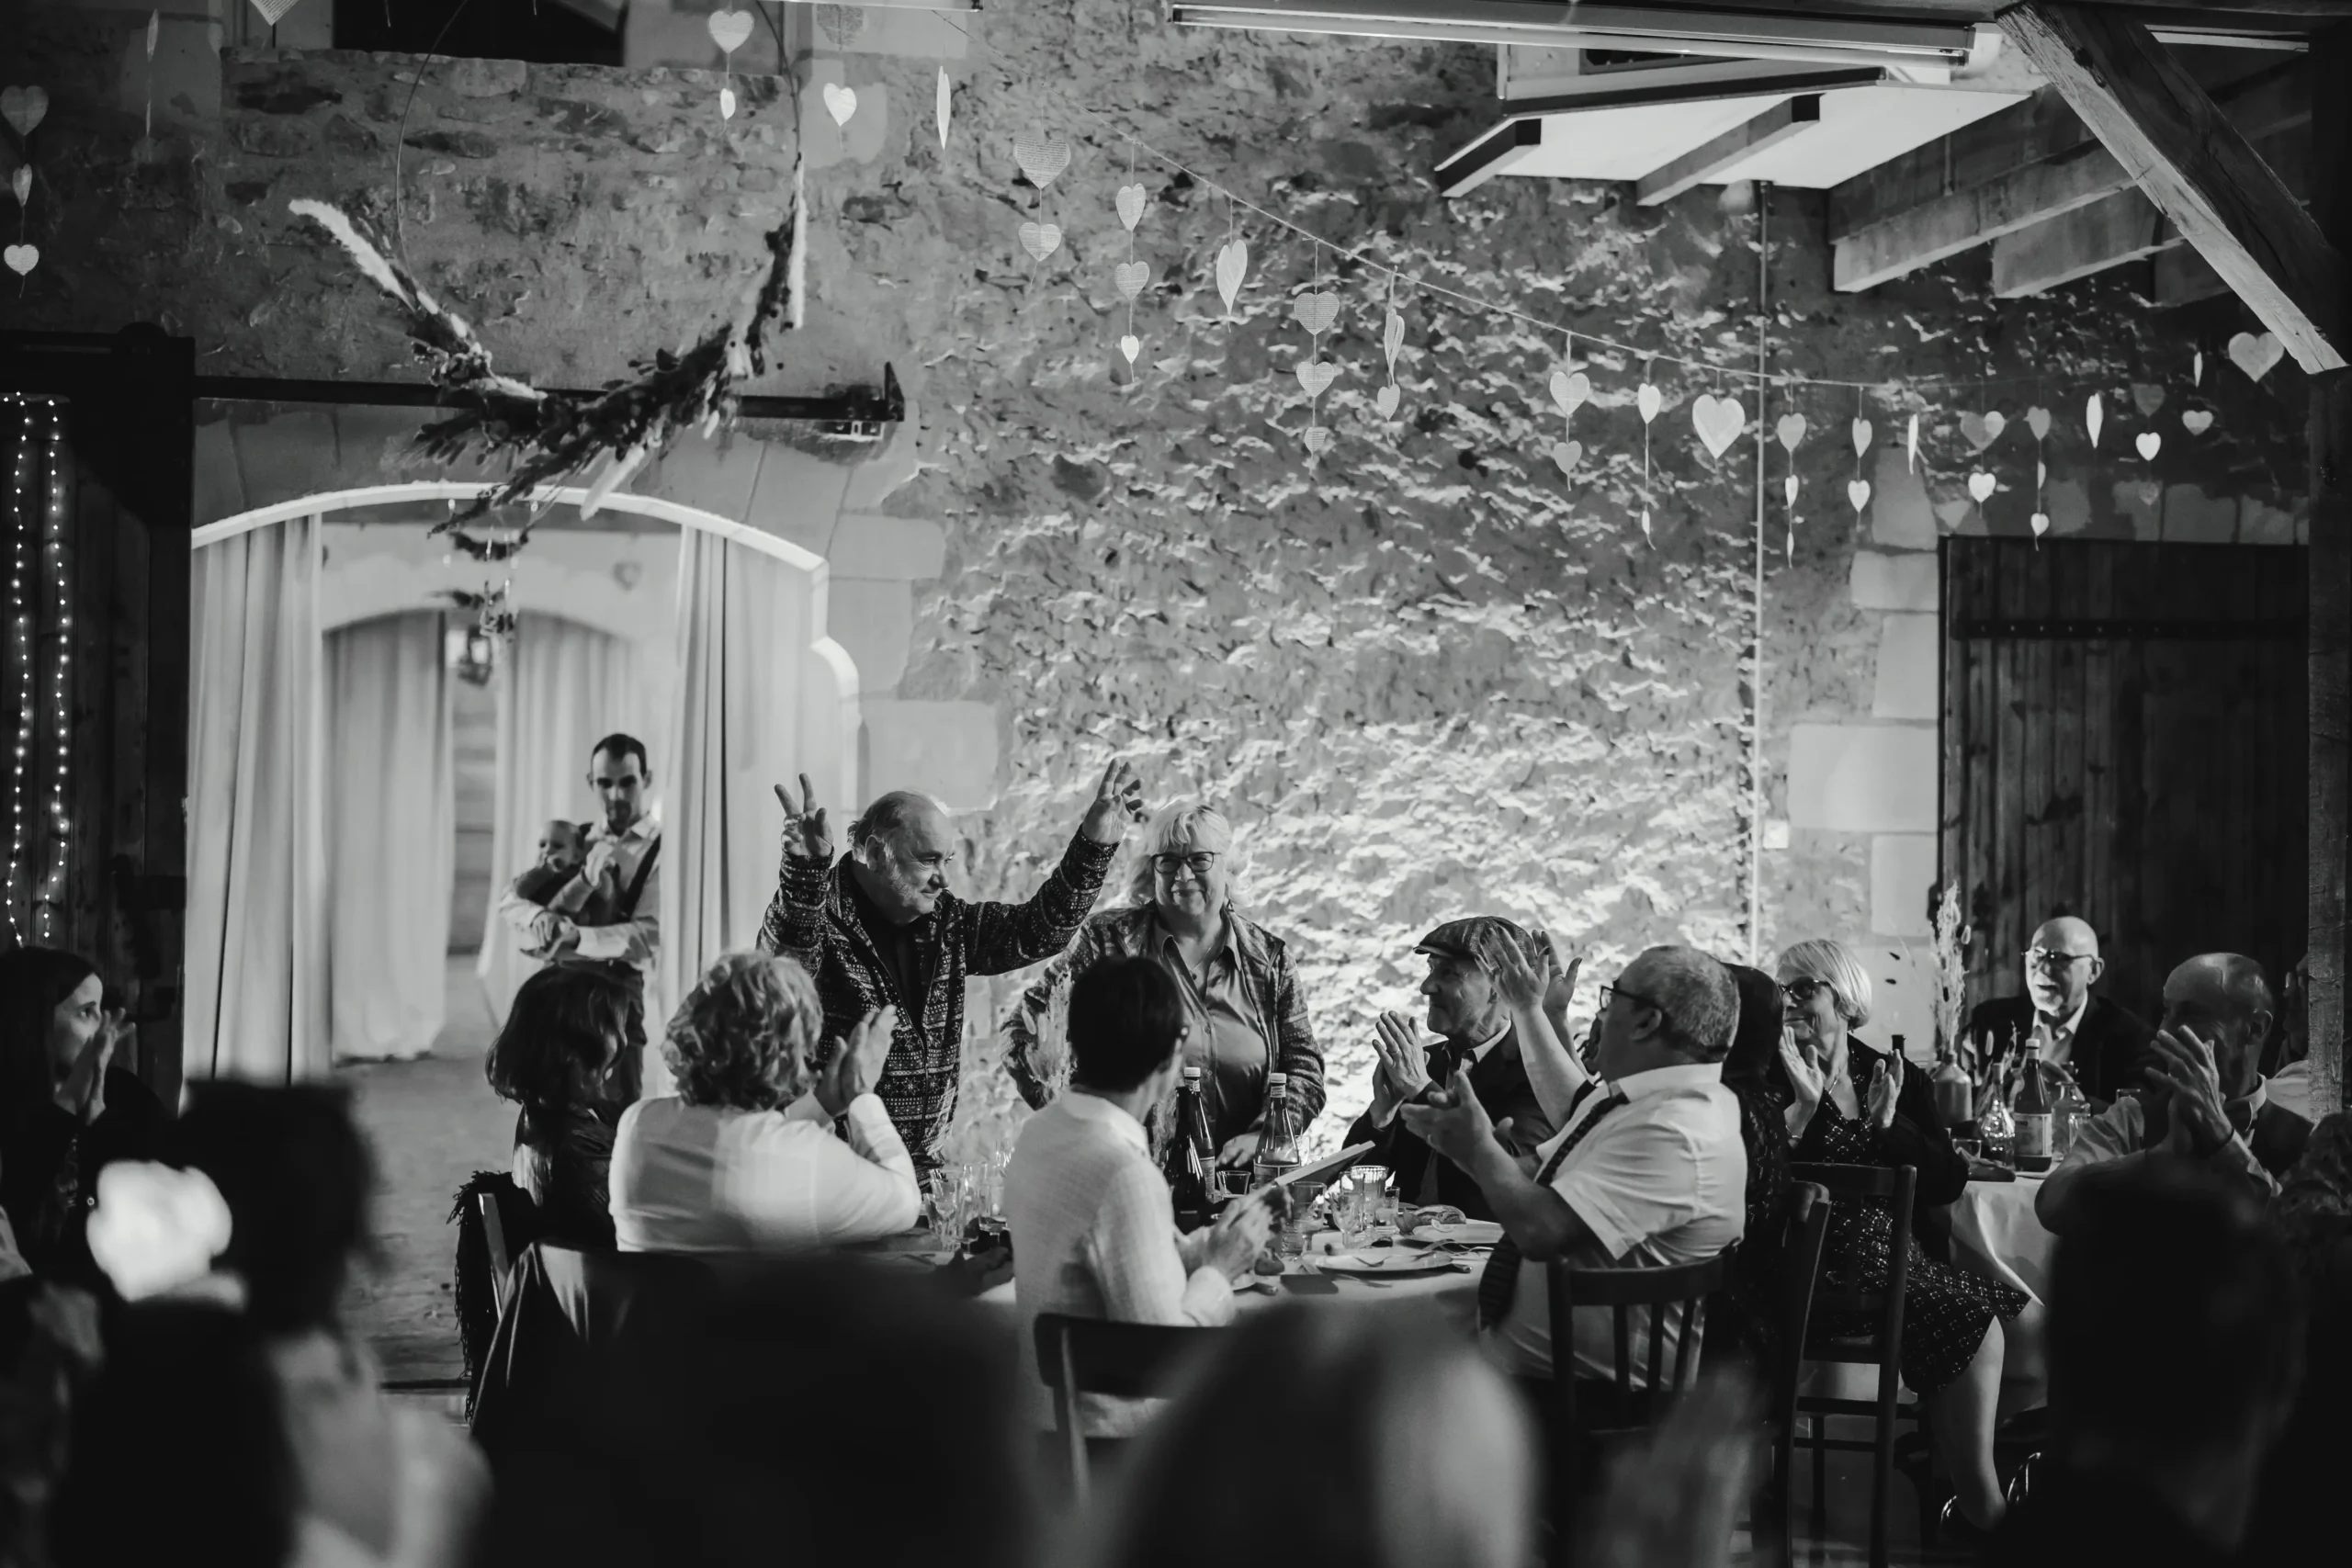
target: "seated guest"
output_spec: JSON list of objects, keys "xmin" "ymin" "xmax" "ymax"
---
[
  {"xmin": 1967, "ymin": 916, "xmax": 2154, "ymax": 1105},
  {"xmin": 1346, "ymin": 918, "xmax": 1564, "ymax": 1221},
  {"xmin": 1777, "ymin": 938, "xmax": 2033, "ymax": 1539},
  {"xmin": 1990, "ymin": 1163, "xmax": 2301, "ymax": 1568},
  {"xmin": 611, "ymin": 953, "xmax": 917, "ymax": 1250},
  {"xmin": 1005, "ymin": 956, "xmax": 1274, "ymax": 1435},
  {"xmin": 1400, "ymin": 945, "xmax": 1745, "ymax": 1389},
  {"xmin": 1007, "ymin": 802, "xmax": 1325, "ymax": 1172},
  {"xmin": 0, "ymin": 947, "xmax": 166, "ymax": 1285},
  {"xmin": 2039, "ymin": 953, "xmax": 2314, "ymax": 1235},
  {"xmin": 1076, "ymin": 1305, "xmax": 1537, "ymax": 1568},
  {"xmin": 483, "ymin": 964, "xmax": 644, "ymax": 1248}
]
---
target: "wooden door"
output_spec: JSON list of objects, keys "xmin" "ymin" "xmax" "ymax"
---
[{"xmin": 1942, "ymin": 537, "xmax": 2308, "ymax": 1022}]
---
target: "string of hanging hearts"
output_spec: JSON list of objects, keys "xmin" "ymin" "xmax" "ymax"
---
[{"xmin": 701, "ymin": 5, "xmax": 951, "ymax": 143}]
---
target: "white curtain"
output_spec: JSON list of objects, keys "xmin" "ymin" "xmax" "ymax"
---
[
  {"xmin": 324, "ymin": 613, "xmax": 455, "ymax": 1063},
  {"xmin": 475, "ymin": 614, "xmax": 652, "ymax": 1026},
  {"xmin": 185, "ymin": 516, "xmax": 330, "ymax": 1083},
  {"xmin": 660, "ymin": 529, "xmax": 856, "ymax": 1023}
]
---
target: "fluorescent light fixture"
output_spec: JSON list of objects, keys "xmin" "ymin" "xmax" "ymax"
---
[{"xmin": 1167, "ymin": 3, "xmax": 1976, "ymax": 70}]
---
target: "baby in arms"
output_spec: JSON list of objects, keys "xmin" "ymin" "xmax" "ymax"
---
[{"xmin": 513, "ymin": 819, "xmax": 617, "ymax": 934}]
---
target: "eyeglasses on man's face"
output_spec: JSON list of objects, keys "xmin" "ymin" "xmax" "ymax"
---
[
  {"xmin": 2024, "ymin": 948, "xmax": 2094, "ymax": 976},
  {"xmin": 1153, "ymin": 852, "xmax": 1219, "ymax": 878},
  {"xmin": 1600, "ymin": 983, "xmax": 1665, "ymax": 1018}
]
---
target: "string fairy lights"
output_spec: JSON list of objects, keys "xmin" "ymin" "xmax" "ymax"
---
[{"xmin": 1, "ymin": 393, "xmax": 70, "ymax": 943}]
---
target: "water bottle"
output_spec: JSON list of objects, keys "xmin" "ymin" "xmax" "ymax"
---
[
  {"xmin": 1252, "ymin": 1073, "xmax": 1304, "ymax": 1257},
  {"xmin": 2013, "ymin": 1038, "xmax": 2053, "ymax": 1172}
]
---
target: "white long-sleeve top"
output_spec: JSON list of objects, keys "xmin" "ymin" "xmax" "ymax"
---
[
  {"xmin": 609, "ymin": 1090, "xmax": 920, "ymax": 1252},
  {"xmin": 1005, "ymin": 1091, "xmax": 1234, "ymax": 1435}
]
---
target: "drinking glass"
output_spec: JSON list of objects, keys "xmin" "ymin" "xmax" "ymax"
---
[
  {"xmin": 1338, "ymin": 1167, "xmax": 1387, "ymax": 1248},
  {"xmin": 926, "ymin": 1169, "xmax": 968, "ymax": 1247},
  {"xmin": 1952, "ymin": 1136, "xmax": 1983, "ymax": 1164}
]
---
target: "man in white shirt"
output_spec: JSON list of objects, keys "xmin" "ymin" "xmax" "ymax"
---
[
  {"xmin": 498, "ymin": 734, "xmax": 662, "ymax": 1004},
  {"xmin": 1402, "ymin": 944, "xmax": 1746, "ymax": 1385},
  {"xmin": 1006, "ymin": 956, "xmax": 1272, "ymax": 1435}
]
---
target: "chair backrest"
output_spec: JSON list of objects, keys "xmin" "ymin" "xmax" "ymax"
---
[
  {"xmin": 1546, "ymin": 1248, "xmax": 1736, "ymax": 1427},
  {"xmin": 1771, "ymin": 1182, "xmax": 1833, "ymax": 1425},
  {"xmin": 1032, "ymin": 1314, "xmax": 1220, "ymax": 1502},
  {"xmin": 480, "ymin": 1190, "xmax": 514, "ymax": 1315},
  {"xmin": 1790, "ymin": 1161, "xmax": 1914, "ymax": 1362}
]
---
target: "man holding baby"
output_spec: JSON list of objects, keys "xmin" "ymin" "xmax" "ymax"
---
[{"xmin": 496, "ymin": 733, "xmax": 662, "ymax": 1011}]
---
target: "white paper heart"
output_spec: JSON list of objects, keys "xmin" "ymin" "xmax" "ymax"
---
[
  {"xmin": 2136, "ymin": 432, "xmax": 2162, "ymax": 460},
  {"xmin": 718, "ymin": 85, "xmax": 737, "ymax": 119},
  {"xmin": 3, "ymin": 243, "xmax": 37, "ymax": 277},
  {"xmin": 1303, "ymin": 425, "xmax": 1333, "ymax": 456},
  {"xmin": 2194, "ymin": 350, "xmax": 2204, "ymax": 387},
  {"xmin": 2132, "ymin": 383, "xmax": 2165, "ymax": 418},
  {"xmin": 1216, "ymin": 240, "xmax": 1248, "ymax": 314},
  {"xmin": 1783, "ymin": 474, "xmax": 1799, "ymax": 507},
  {"xmin": 2026, "ymin": 405, "xmax": 2052, "ymax": 442},
  {"xmin": 1691, "ymin": 394, "xmax": 1745, "ymax": 459},
  {"xmin": 1549, "ymin": 370, "xmax": 1590, "ymax": 419},
  {"xmin": 1775, "ymin": 412, "xmax": 1805, "ymax": 453},
  {"xmin": 2030, "ymin": 512, "xmax": 2050, "ymax": 538},
  {"xmin": 147, "ymin": 11, "xmax": 160, "ymax": 58},
  {"xmin": 1293, "ymin": 290, "xmax": 1339, "ymax": 337},
  {"xmin": 1640, "ymin": 506, "xmax": 1653, "ymax": 542},
  {"xmin": 1114, "ymin": 260, "xmax": 1149, "ymax": 300},
  {"xmin": 8, "ymin": 167, "xmax": 27, "ymax": 205},
  {"xmin": 2182, "ymin": 409, "xmax": 2214, "ymax": 436},
  {"xmin": 1017, "ymin": 220, "xmax": 1062, "ymax": 262},
  {"xmin": 2037, "ymin": 459, "xmax": 2048, "ymax": 488},
  {"xmin": 1295, "ymin": 360, "xmax": 1340, "ymax": 399},
  {"xmin": 1960, "ymin": 412, "xmax": 1994, "ymax": 452},
  {"xmin": 1983, "ymin": 410, "xmax": 2007, "ymax": 444},
  {"xmin": 1847, "ymin": 479, "xmax": 1871, "ymax": 513},
  {"xmin": 2228, "ymin": 331, "xmax": 2284, "ymax": 383},
  {"xmin": 2086, "ymin": 393, "xmax": 2105, "ymax": 448},
  {"xmin": 1851, "ymin": 418, "xmax": 1872, "ymax": 459},
  {"xmin": 1383, "ymin": 311, "xmax": 1404, "ymax": 367},
  {"xmin": 1374, "ymin": 384, "xmax": 1400, "ymax": 420},
  {"xmin": 0, "ymin": 86, "xmax": 49, "ymax": 140},
  {"xmin": 936, "ymin": 68, "xmax": 951, "ymax": 150},
  {"xmin": 1968, "ymin": 470, "xmax": 1996, "ymax": 503},
  {"xmin": 1552, "ymin": 439, "xmax": 1582, "ymax": 479},
  {"xmin": 1906, "ymin": 412, "xmax": 1919, "ymax": 472},
  {"xmin": 1013, "ymin": 126, "xmax": 1071, "ymax": 189},
  {"xmin": 707, "ymin": 9, "xmax": 753, "ymax": 53},
  {"xmin": 2138, "ymin": 479, "xmax": 2163, "ymax": 508},
  {"xmin": 823, "ymin": 84, "xmax": 857, "ymax": 127},
  {"xmin": 1115, "ymin": 184, "xmax": 1145, "ymax": 231},
  {"xmin": 1636, "ymin": 384, "xmax": 1662, "ymax": 424},
  {"xmin": 1119, "ymin": 334, "xmax": 1140, "ymax": 365}
]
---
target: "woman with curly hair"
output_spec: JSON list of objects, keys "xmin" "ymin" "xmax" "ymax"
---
[{"xmin": 609, "ymin": 953, "xmax": 915, "ymax": 1250}]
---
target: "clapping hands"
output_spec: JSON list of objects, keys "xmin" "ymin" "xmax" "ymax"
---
[
  {"xmin": 2146, "ymin": 1026, "xmax": 2231, "ymax": 1156},
  {"xmin": 1778, "ymin": 1028, "xmax": 1825, "ymax": 1112},
  {"xmin": 1374, "ymin": 1011, "xmax": 1433, "ymax": 1100},
  {"xmin": 816, "ymin": 1005, "xmax": 898, "ymax": 1116},
  {"xmin": 1864, "ymin": 1054, "xmax": 1903, "ymax": 1131}
]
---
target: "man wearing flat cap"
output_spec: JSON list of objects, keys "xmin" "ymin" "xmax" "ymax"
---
[{"xmin": 1344, "ymin": 917, "xmax": 1563, "ymax": 1221}]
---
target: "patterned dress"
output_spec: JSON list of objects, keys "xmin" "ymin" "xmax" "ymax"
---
[{"xmin": 1801, "ymin": 1094, "xmax": 2026, "ymax": 1394}]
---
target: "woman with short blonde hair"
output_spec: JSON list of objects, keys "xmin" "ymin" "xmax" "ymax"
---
[{"xmin": 610, "ymin": 953, "xmax": 918, "ymax": 1251}]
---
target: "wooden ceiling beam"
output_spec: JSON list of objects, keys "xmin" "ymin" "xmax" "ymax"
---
[
  {"xmin": 1634, "ymin": 94, "xmax": 1821, "ymax": 206},
  {"xmin": 1997, "ymin": 0, "xmax": 2345, "ymax": 371}
]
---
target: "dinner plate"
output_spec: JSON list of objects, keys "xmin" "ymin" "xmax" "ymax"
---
[
  {"xmin": 1315, "ymin": 1250, "xmax": 1464, "ymax": 1279},
  {"xmin": 1408, "ymin": 1220, "xmax": 1504, "ymax": 1247}
]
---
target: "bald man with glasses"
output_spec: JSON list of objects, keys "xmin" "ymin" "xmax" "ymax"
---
[{"xmin": 1966, "ymin": 916, "xmax": 2154, "ymax": 1107}]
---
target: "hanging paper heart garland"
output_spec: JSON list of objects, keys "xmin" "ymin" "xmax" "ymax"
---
[
  {"xmin": 2227, "ymin": 332, "xmax": 2284, "ymax": 384},
  {"xmin": 1906, "ymin": 412, "xmax": 1919, "ymax": 474},
  {"xmin": 823, "ymin": 84, "xmax": 858, "ymax": 128},
  {"xmin": 2182, "ymin": 409, "xmax": 2214, "ymax": 436},
  {"xmin": 1848, "ymin": 415, "xmax": 1872, "ymax": 514},
  {"xmin": 1777, "ymin": 412, "xmax": 1805, "ymax": 562},
  {"xmin": 1014, "ymin": 125, "xmax": 1069, "ymax": 269},
  {"xmin": 1374, "ymin": 280, "xmax": 1405, "ymax": 422},
  {"xmin": 2132, "ymin": 383, "xmax": 2165, "ymax": 419},
  {"xmin": 2086, "ymin": 393, "xmax": 2104, "ymax": 449},
  {"xmin": 3, "ymin": 85, "xmax": 40, "ymax": 288},
  {"xmin": 1294, "ymin": 265, "xmax": 1341, "ymax": 457},
  {"xmin": 1968, "ymin": 471, "xmax": 1996, "ymax": 504},
  {"xmin": 936, "ymin": 69, "xmax": 951, "ymax": 150},
  {"xmin": 1691, "ymin": 393, "xmax": 1744, "ymax": 459},
  {"xmin": 1546, "ymin": 344, "xmax": 1590, "ymax": 489},
  {"xmin": 2026, "ymin": 406, "xmax": 2051, "ymax": 547},
  {"xmin": 707, "ymin": 10, "xmax": 751, "ymax": 120},
  {"xmin": 2136, "ymin": 432, "xmax": 2162, "ymax": 461},
  {"xmin": 1, "ymin": 85, "xmax": 47, "ymax": 140},
  {"xmin": 1110, "ymin": 146, "xmax": 1148, "ymax": 374},
  {"xmin": 1017, "ymin": 221, "xmax": 1061, "ymax": 261},
  {"xmin": 1635, "ymin": 371, "xmax": 1662, "ymax": 543},
  {"xmin": 3, "ymin": 244, "xmax": 37, "ymax": 281},
  {"xmin": 1115, "ymin": 184, "xmax": 1145, "ymax": 231},
  {"xmin": 141, "ymin": 11, "xmax": 159, "ymax": 146},
  {"xmin": 1552, "ymin": 440, "xmax": 1582, "ymax": 479},
  {"xmin": 1216, "ymin": 238, "xmax": 1248, "ymax": 318}
]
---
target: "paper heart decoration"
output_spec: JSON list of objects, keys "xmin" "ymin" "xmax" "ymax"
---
[
  {"xmin": 2037, "ymin": 459, "xmax": 2048, "ymax": 488},
  {"xmin": 1551, "ymin": 439, "xmax": 1583, "ymax": 478},
  {"xmin": 2138, "ymin": 479, "xmax": 2164, "ymax": 508},
  {"xmin": 1984, "ymin": 410, "xmax": 2007, "ymax": 444},
  {"xmin": 2136, "ymin": 432, "xmax": 2162, "ymax": 461},
  {"xmin": 1374, "ymin": 385, "xmax": 1400, "ymax": 420},
  {"xmin": 147, "ymin": 11, "xmax": 160, "ymax": 59},
  {"xmin": 8, "ymin": 167, "xmax": 27, "ymax": 205},
  {"xmin": 2030, "ymin": 512, "xmax": 2050, "ymax": 538},
  {"xmin": 1775, "ymin": 413, "xmax": 1805, "ymax": 453},
  {"xmin": 1303, "ymin": 425, "xmax": 1333, "ymax": 456},
  {"xmin": 2228, "ymin": 331, "xmax": 2284, "ymax": 383},
  {"xmin": 1295, "ymin": 360, "xmax": 1340, "ymax": 399},
  {"xmin": 1907, "ymin": 413, "xmax": 1919, "ymax": 472},
  {"xmin": 2132, "ymin": 383, "xmax": 2165, "ymax": 418},
  {"xmin": 1549, "ymin": 369, "xmax": 1590, "ymax": 419},
  {"xmin": 1119, "ymin": 334, "xmax": 1140, "ymax": 366},
  {"xmin": 1215, "ymin": 240, "xmax": 1248, "ymax": 314},
  {"xmin": 718, "ymin": 86, "xmax": 737, "ymax": 120},
  {"xmin": 1383, "ymin": 310, "xmax": 1404, "ymax": 368},
  {"xmin": 2182, "ymin": 409, "xmax": 2214, "ymax": 436},
  {"xmin": 1851, "ymin": 418, "xmax": 1872, "ymax": 459},
  {"xmin": 2194, "ymin": 350, "xmax": 2204, "ymax": 386},
  {"xmin": 3, "ymin": 243, "xmax": 37, "ymax": 277},
  {"xmin": 1013, "ymin": 126, "xmax": 1071, "ymax": 188},
  {"xmin": 1017, "ymin": 221, "xmax": 1062, "ymax": 261},
  {"xmin": 2026, "ymin": 406, "xmax": 2052, "ymax": 442},
  {"xmin": 0, "ymin": 86, "xmax": 48, "ymax": 140},
  {"xmin": 1968, "ymin": 471, "xmax": 1996, "ymax": 503},
  {"xmin": 1959, "ymin": 412, "xmax": 1996, "ymax": 452},
  {"xmin": 707, "ymin": 9, "xmax": 753, "ymax": 53},
  {"xmin": 1636, "ymin": 383, "xmax": 1662, "ymax": 424},
  {"xmin": 1691, "ymin": 394, "xmax": 1745, "ymax": 459},
  {"xmin": 612, "ymin": 559, "xmax": 644, "ymax": 591},
  {"xmin": 1115, "ymin": 184, "xmax": 1145, "ymax": 231},
  {"xmin": 2086, "ymin": 393, "xmax": 2105, "ymax": 448},
  {"xmin": 1783, "ymin": 474, "xmax": 1799, "ymax": 507},
  {"xmin": 1847, "ymin": 479, "xmax": 1871, "ymax": 513},
  {"xmin": 1292, "ymin": 291, "xmax": 1339, "ymax": 337},
  {"xmin": 1114, "ymin": 260, "xmax": 1150, "ymax": 300},
  {"xmin": 1640, "ymin": 507, "xmax": 1653, "ymax": 543},
  {"xmin": 936, "ymin": 68, "xmax": 951, "ymax": 150},
  {"xmin": 822, "ymin": 84, "xmax": 857, "ymax": 127}
]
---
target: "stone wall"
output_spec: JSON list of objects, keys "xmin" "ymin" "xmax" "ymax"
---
[{"xmin": 6, "ymin": 1, "xmax": 2311, "ymax": 1145}]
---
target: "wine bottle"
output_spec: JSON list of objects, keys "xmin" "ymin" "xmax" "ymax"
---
[
  {"xmin": 2013, "ymin": 1037, "xmax": 2053, "ymax": 1172},
  {"xmin": 1169, "ymin": 1066, "xmax": 1215, "ymax": 1230}
]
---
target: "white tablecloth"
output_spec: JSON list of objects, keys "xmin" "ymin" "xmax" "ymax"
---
[{"xmin": 1945, "ymin": 1172, "xmax": 2055, "ymax": 1304}]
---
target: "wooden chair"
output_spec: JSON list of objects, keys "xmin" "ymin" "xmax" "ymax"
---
[
  {"xmin": 479, "ymin": 1190, "xmax": 515, "ymax": 1317},
  {"xmin": 1791, "ymin": 1162, "xmax": 1917, "ymax": 1568},
  {"xmin": 1032, "ymin": 1314, "xmax": 1221, "ymax": 1502},
  {"xmin": 1757, "ymin": 1182, "xmax": 1833, "ymax": 1568},
  {"xmin": 1543, "ymin": 1249, "xmax": 1736, "ymax": 1563}
]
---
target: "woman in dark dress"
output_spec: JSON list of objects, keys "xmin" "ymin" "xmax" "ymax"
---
[
  {"xmin": 1715, "ymin": 963, "xmax": 1793, "ymax": 1376},
  {"xmin": 0, "ymin": 948, "xmax": 166, "ymax": 1285},
  {"xmin": 1775, "ymin": 938, "xmax": 2039, "ymax": 1539},
  {"xmin": 483, "ymin": 964, "xmax": 642, "ymax": 1247}
]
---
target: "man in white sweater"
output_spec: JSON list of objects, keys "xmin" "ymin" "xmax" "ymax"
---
[{"xmin": 1006, "ymin": 956, "xmax": 1273, "ymax": 1435}]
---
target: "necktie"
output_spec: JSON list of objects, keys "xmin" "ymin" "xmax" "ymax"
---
[{"xmin": 1476, "ymin": 1083, "xmax": 1628, "ymax": 1330}]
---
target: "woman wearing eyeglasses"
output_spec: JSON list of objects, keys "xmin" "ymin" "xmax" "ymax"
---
[
  {"xmin": 1776, "ymin": 937, "xmax": 2038, "ymax": 1540},
  {"xmin": 1007, "ymin": 802, "xmax": 1323, "ymax": 1174}
]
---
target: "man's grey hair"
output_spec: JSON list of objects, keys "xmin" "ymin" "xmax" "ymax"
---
[
  {"xmin": 848, "ymin": 790, "xmax": 948, "ymax": 849},
  {"xmin": 1625, "ymin": 945, "xmax": 1741, "ymax": 1063}
]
